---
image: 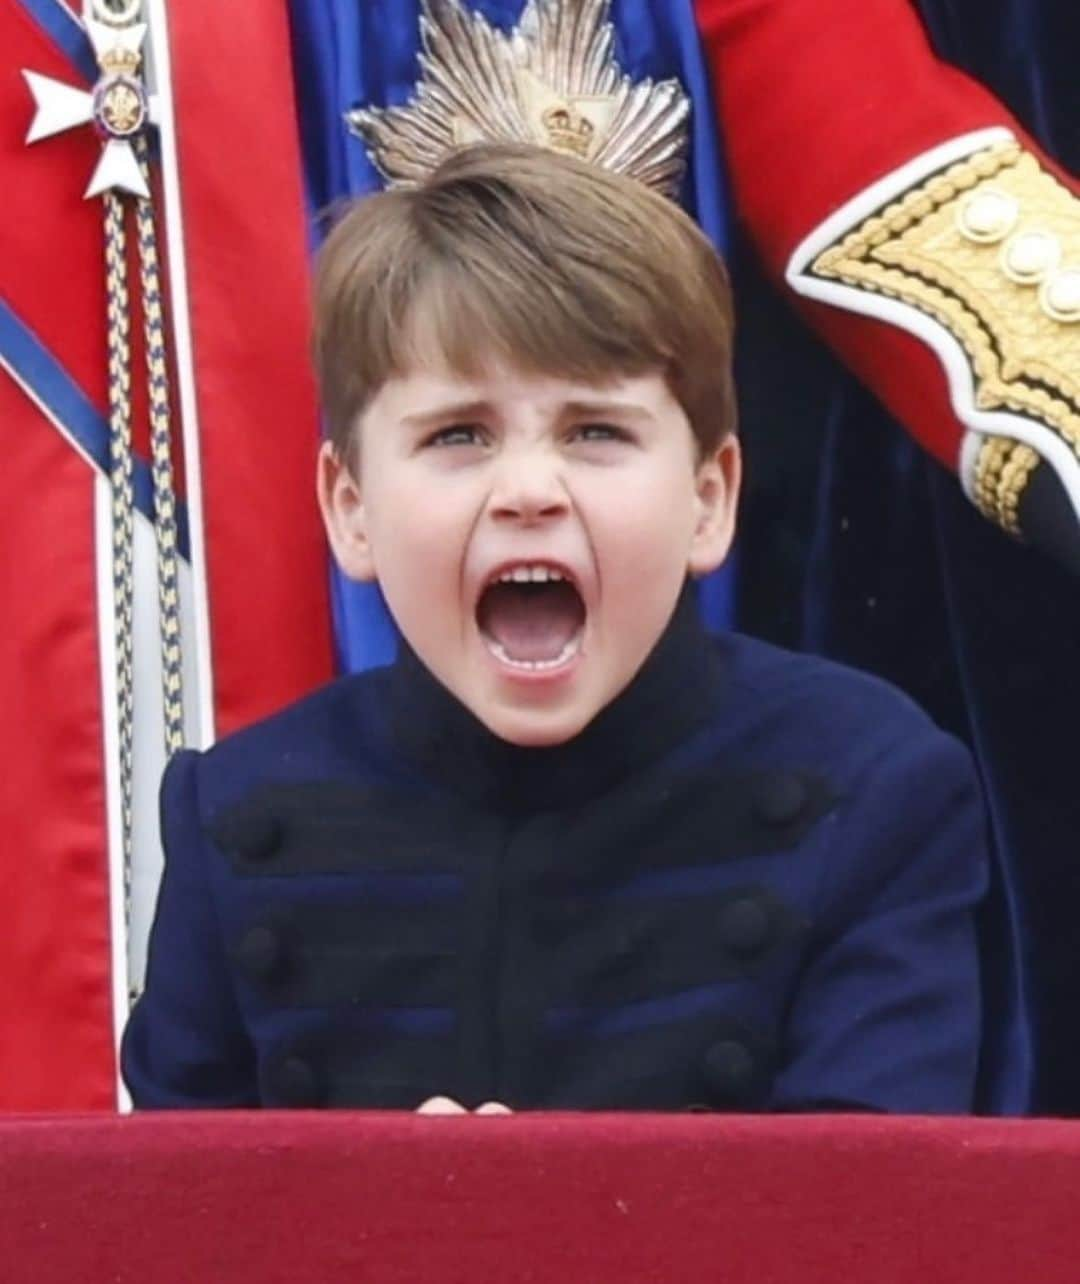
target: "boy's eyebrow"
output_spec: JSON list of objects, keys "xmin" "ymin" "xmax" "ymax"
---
[
  {"xmin": 400, "ymin": 400, "xmax": 494, "ymax": 430},
  {"xmin": 560, "ymin": 400, "xmax": 656, "ymax": 423},
  {"xmin": 398, "ymin": 397, "xmax": 658, "ymax": 429}
]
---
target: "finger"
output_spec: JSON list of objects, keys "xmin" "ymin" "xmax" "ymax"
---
[
  {"xmin": 474, "ymin": 1101, "xmax": 513, "ymax": 1115},
  {"xmin": 417, "ymin": 1095, "xmax": 468, "ymax": 1114}
]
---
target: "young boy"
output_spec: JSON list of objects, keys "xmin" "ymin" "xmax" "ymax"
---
[{"xmin": 122, "ymin": 143, "xmax": 986, "ymax": 1113}]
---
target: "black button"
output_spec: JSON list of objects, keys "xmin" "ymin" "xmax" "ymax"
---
[
  {"xmin": 752, "ymin": 773, "xmax": 807, "ymax": 827},
  {"xmin": 719, "ymin": 896, "xmax": 772, "ymax": 957},
  {"xmin": 234, "ymin": 925, "xmax": 286, "ymax": 982},
  {"xmin": 226, "ymin": 813, "xmax": 282, "ymax": 862},
  {"xmin": 703, "ymin": 1039, "xmax": 756, "ymax": 1099},
  {"xmin": 273, "ymin": 1055, "xmax": 321, "ymax": 1108}
]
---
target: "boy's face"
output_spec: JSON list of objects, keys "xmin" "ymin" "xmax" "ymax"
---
[{"xmin": 318, "ymin": 360, "xmax": 740, "ymax": 747}]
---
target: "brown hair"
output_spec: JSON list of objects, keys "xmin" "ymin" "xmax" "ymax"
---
[{"xmin": 313, "ymin": 142, "xmax": 736, "ymax": 461}]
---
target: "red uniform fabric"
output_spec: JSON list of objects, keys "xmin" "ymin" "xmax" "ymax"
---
[
  {"xmin": 165, "ymin": 0, "xmax": 334, "ymax": 737},
  {"xmin": 0, "ymin": 0, "xmax": 333, "ymax": 1109},
  {"xmin": 694, "ymin": 0, "xmax": 1077, "ymax": 474},
  {"xmin": 1, "ymin": 1, "xmax": 117, "ymax": 1112}
]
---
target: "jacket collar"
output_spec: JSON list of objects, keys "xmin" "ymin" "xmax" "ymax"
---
[{"xmin": 380, "ymin": 583, "xmax": 723, "ymax": 813}]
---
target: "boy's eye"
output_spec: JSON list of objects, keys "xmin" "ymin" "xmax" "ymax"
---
[
  {"xmin": 572, "ymin": 422, "xmax": 630, "ymax": 443},
  {"xmin": 425, "ymin": 423, "xmax": 486, "ymax": 448}
]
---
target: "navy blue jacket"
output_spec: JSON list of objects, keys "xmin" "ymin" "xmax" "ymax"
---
[{"xmin": 122, "ymin": 591, "xmax": 986, "ymax": 1112}]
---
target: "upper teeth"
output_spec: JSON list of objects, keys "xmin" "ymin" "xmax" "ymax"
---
[{"xmin": 496, "ymin": 565, "xmax": 566, "ymax": 584}]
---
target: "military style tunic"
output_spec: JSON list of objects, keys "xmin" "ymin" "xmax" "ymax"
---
[{"xmin": 122, "ymin": 591, "xmax": 986, "ymax": 1112}]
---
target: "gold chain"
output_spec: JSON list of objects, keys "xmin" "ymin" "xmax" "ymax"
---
[
  {"xmin": 104, "ymin": 143, "xmax": 186, "ymax": 1008},
  {"xmin": 104, "ymin": 189, "xmax": 136, "ymax": 988},
  {"xmin": 134, "ymin": 134, "xmax": 185, "ymax": 760}
]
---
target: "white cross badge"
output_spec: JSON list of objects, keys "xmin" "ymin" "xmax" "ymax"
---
[{"xmin": 22, "ymin": 0, "xmax": 158, "ymax": 199}]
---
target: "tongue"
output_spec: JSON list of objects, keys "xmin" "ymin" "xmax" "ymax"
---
[{"xmin": 478, "ymin": 582, "xmax": 584, "ymax": 662}]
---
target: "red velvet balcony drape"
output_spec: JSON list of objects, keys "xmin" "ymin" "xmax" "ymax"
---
[{"xmin": 2, "ymin": 1113, "xmax": 1079, "ymax": 1283}]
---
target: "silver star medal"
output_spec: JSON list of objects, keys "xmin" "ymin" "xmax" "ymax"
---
[
  {"xmin": 23, "ymin": 0, "xmax": 158, "ymax": 199},
  {"xmin": 347, "ymin": 0, "xmax": 690, "ymax": 199}
]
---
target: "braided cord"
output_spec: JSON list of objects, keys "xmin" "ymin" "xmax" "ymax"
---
[
  {"xmin": 104, "ymin": 189, "xmax": 136, "ymax": 991},
  {"xmin": 134, "ymin": 134, "xmax": 185, "ymax": 759}
]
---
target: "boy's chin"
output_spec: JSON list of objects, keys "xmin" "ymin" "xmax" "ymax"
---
[{"xmin": 471, "ymin": 699, "xmax": 596, "ymax": 749}]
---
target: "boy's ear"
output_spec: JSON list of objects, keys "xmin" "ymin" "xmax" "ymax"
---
[
  {"xmin": 688, "ymin": 435, "xmax": 742, "ymax": 578},
  {"xmin": 316, "ymin": 440, "xmax": 376, "ymax": 582}
]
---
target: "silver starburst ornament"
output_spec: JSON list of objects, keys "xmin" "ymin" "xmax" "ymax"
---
[
  {"xmin": 23, "ymin": 0, "xmax": 158, "ymax": 199},
  {"xmin": 347, "ymin": 0, "xmax": 690, "ymax": 198}
]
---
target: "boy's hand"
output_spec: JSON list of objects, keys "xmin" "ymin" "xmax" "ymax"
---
[{"xmin": 417, "ymin": 1095, "xmax": 512, "ymax": 1115}]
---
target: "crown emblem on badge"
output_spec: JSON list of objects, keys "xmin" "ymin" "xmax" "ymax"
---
[
  {"xmin": 347, "ymin": 0, "xmax": 690, "ymax": 198},
  {"xmin": 540, "ymin": 103, "xmax": 594, "ymax": 158},
  {"xmin": 99, "ymin": 45, "xmax": 141, "ymax": 77}
]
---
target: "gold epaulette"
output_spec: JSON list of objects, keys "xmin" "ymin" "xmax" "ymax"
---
[{"xmin": 788, "ymin": 129, "xmax": 1080, "ymax": 541}]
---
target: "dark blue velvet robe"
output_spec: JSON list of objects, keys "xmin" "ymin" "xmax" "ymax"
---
[{"xmin": 735, "ymin": 0, "xmax": 1080, "ymax": 1115}]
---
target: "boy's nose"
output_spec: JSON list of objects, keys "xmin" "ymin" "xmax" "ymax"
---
[{"xmin": 487, "ymin": 454, "xmax": 570, "ymax": 524}]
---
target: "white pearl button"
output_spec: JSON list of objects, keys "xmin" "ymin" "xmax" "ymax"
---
[
  {"xmin": 1041, "ymin": 268, "xmax": 1080, "ymax": 322},
  {"xmin": 1001, "ymin": 230, "xmax": 1060, "ymax": 283},
  {"xmin": 957, "ymin": 189, "xmax": 1018, "ymax": 243}
]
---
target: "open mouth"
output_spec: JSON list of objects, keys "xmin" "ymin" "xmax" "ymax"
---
[{"xmin": 476, "ymin": 566, "xmax": 587, "ymax": 673}]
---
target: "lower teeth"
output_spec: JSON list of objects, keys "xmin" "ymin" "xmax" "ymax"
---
[{"xmin": 485, "ymin": 635, "xmax": 580, "ymax": 671}]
